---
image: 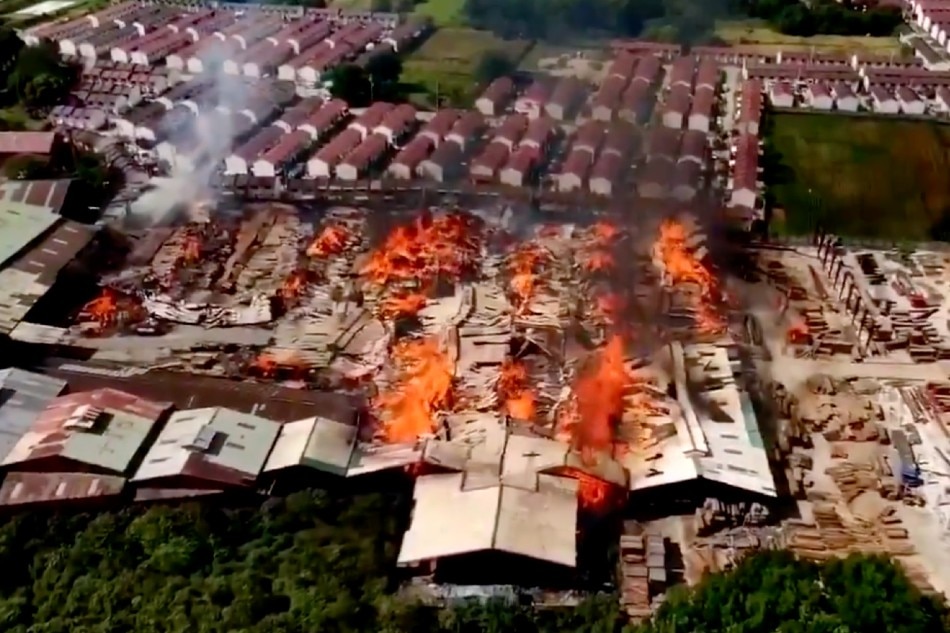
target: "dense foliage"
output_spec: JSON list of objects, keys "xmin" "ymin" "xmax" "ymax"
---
[
  {"xmin": 326, "ymin": 52, "xmax": 404, "ymax": 105},
  {"xmin": 637, "ymin": 550, "xmax": 950, "ymax": 633},
  {"xmin": 4, "ymin": 37, "xmax": 78, "ymax": 115},
  {"xmin": 740, "ymin": 0, "xmax": 902, "ymax": 37},
  {"xmin": 0, "ymin": 487, "xmax": 944, "ymax": 632}
]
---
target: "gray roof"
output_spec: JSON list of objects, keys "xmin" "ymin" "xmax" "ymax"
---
[
  {"xmin": 263, "ymin": 416, "xmax": 357, "ymax": 476},
  {"xmin": 0, "ymin": 369, "xmax": 67, "ymax": 462},
  {"xmin": 0, "ymin": 208, "xmax": 58, "ymax": 269}
]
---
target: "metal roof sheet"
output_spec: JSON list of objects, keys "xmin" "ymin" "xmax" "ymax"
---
[
  {"xmin": 0, "ymin": 471, "xmax": 125, "ymax": 508},
  {"xmin": 0, "ymin": 369, "xmax": 67, "ymax": 463},
  {"xmin": 0, "ymin": 208, "xmax": 59, "ymax": 269}
]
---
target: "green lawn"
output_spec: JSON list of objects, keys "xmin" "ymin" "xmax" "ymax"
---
[
  {"xmin": 768, "ymin": 113, "xmax": 950, "ymax": 240},
  {"xmin": 411, "ymin": 0, "xmax": 465, "ymax": 26},
  {"xmin": 402, "ymin": 27, "xmax": 531, "ymax": 107},
  {"xmin": 716, "ymin": 19, "xmax": 905, "ymax": 57}
]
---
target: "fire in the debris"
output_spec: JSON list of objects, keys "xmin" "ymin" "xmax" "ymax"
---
[
  {"xmin": 278, "ymin": 269, "xmax": 309, "ymax": 302},
  {"xmin": 180, "ymin": 235, "xmax": 201, "ymax": 266},
  {"xmin": 591, "ymin": 221, "xmax": 620, "ymax": 243},
  {"xmin": 361, "ymin": 212, "xmax": 480, "ymax": 287},
  {"xmin": 498, "ymin": 359, "xmax": 536, "ymax": 421},
  {"xmin": 787, "ymin": 319, "xmax": 810, "ymax": 344},
  {"xmin": 508, "ymin": 243, "xmax": 550, "ymax": 313},
  {"xmin": 595, "ymin": 292, "xmax": 627, "ymax": 325},
  {"xmin": 375, "ymin": 338, "xmax": 454, "ymax": 443},
  {"xmin": 561, "ymin": 467, "xmax": 615, "ymax": 512},
  {"xmin": 655, "ymin": 219, "xmax": 725, "ymax": 335},
  {"xmin": 583, "ymin": 250, "xmax": 615, "ymax": 273},
  {"xmin": 558, "ymin": 335, "xmax": 631, "ymax": 462},
  {"xmin": 378, "ymin": 292, "xmax": 427, "ymax": 321},
  {"xmin": 251, "ymin": 351, "xmax": 309, "ymax": 379},
  {"xmin": 80, "ymin": 288, "xmax": 119, "ymax": 328},
  {"xmin": 307, "ymin": 225, "xmax": 349, "ymax": 258}
]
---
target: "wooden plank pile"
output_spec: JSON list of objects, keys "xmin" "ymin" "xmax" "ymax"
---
[
  {"xmin": 618, "ymin": 533, "xmax": 651, "ymax": 620},
  {"xmin": 825, "ymin": 461, "xmax": 880, "ymax": 503}
]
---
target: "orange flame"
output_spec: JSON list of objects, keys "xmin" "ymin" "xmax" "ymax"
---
[
  {"xmin": 375, "ymin": 338, "xmax": 454, "ymax": 443},
  {"xmin": 378, "ymin": 292, "xmax": 427, "ymax": 320},
  {"xmin": 252, "ymin": 351, "xmax": 309, "ymax": 379},
  {"xmin": 655, "ymin": 219, "xmax": 725, "ymax": 335},
  {"xmin": 307, "ymin": 225, "xmax": 349, "ymax": 258},
  {"xmin": 361, "ymin": 213, "xmax": 480, "ymax": 288},
  {"xmin": 80, "ymin": 288, "xmax": 119, "ymax": 328},
  {"xmin": 508, "ymin": 243, "xmax": 550, "ymax": 313},
  {"xmin": 584, "ymin": 250, "xmax": 615, "ymax": 273},
  {"xmin": 180, "ymin": 235, "xmax": 201, "ymax": 266},
  {"xmin": 498, "ymin": 359, "xmax": 536, "ymax": 421},
  {"xmin": 561, "ymin": 467, "xmax": 615, "ymax": 512},
  {"xmin": 787, "ymin": 319, "xmax": 810, "ymax": 344},
  {"xmin": 591, "ymin": 221, "xmax": 619, "ymax": 243},
  {"xmin": 278, "ymin": 269, "xmax": 308, "ymax": 302},
  {"xmin": 558, "ymin": 335, "xmax": 631, "ymax": 463}
]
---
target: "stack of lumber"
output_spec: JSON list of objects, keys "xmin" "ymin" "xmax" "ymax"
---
[{"xmin": 825, "ymin": 462, "xmax": 879, "ymax": 503}]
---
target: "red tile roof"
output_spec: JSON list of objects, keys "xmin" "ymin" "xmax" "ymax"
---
[
  {"xmin": 561, "ymin": 148, "xmax": 593, "ymax": 178},
  {"xmin": 472, "ymin": 141, "xmax": 510, "ymax": 172},
  {"xmin": 341, "ymin": 133, "xmax": 388, "ymax": 170},
  {"xmin": 420, "ymin": 109, "xmax": 459, "ymax": 139},
  {"xmin": 522, "ymin": 116, "xmax": 554, "ymax": 147},
  {"xmin": 733, "ymin": 134, "xmax": 759, "ymax": 190},
  {"xmin": 590, "ymin": 151, "xmax": 625, "ymax": 182},
  {"xmin": 573, "ymin": 120, "xmax": 604, "ymax": 153},
  {"xmin": 495, "ymin": 113, "xmax": 528, "ymax": 143},
  {"xmin": 502, "ymin": 147, "xmax": 537, "ymax": 175},
  {"xmin": 0, "ymin": 472, "xmax": 125, "ymax": 508},
  {"xmin": 664, "ymin": 84, "xmax": 692, "ymax": 115},
  {"xmin": 258, "ymin": 129, "xmax": 311, "ymax": 167},
  {"xmin": 477, "ymin": 76, "xmax": 515, "ymax": 105},
  {"xmin": 668, "ymin": 57, "xmax": 696, "ymax": 86},
  {"xmin": 234, "ymin": 127, "xmax": 282, "ymax": 161},
  {"xmin": 393, "ymin": 135, "xmax": 434, "ymax": 168}
]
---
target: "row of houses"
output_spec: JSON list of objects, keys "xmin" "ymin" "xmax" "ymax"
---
[
  {"xmin": 552, "ymin": 120, "xmax": 636, "ymax": 196},
  {"xmin": 727, "ymin": 79, "xmax": 764, "ymax": 229},
  {"xmin": 474, "ymin": 76, "xmax": 587, "ymax": 122},
  {"xmin": 908, "ymin": 0, "xmax": 950, "ymax": 56},
  {"xmin": 24, "ymin": 0, "xmax": 422, "ymax": 84},
  {"xmin": 744, "ymin": 60, "xmax": 950, "ymax": 93},
  {"xmin": 657, "ymin": 56, "xmax": 721, "ymax": 132}
]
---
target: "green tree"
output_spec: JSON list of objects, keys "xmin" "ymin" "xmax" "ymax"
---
[
  {"xmin": 475, "ymin": 50, "xmax": 514, "ymax": 84},
  {"xmin": 325, "ymin": 63, "xmax": 372, "ymax": 106}
]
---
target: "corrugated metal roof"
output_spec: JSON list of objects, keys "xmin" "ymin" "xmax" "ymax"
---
[
  {"xmin": 263, "ymin": 416, "xmax": 357, "ymax": 475},
  {"xmin": 0, "ymin": 471, "xmax": 125, "ymax": 508},
  {"xmin": 2, "ymin": 388, "xmax": 171, "ymax": 475},
  {"xmin": 0, "ymin": 132, "xmax": 57, "ymax": 155},
  {"xmin": 0, "ymin": 208, "xmax": 59, "ymax": 269},
  {"xmin": 0, "ymin": 180, "xmax": 72, "ymax": 215},
  {"xmin": 397, "ymin": 472, "xmax": 578, "ymax": 567},
  {"xmin": 0, "ymin": 369, "xmax": 67, "ymax": 463},
  {"xmin": 132, "ymin": 407, "xmax": 280, "ymax": 486}
]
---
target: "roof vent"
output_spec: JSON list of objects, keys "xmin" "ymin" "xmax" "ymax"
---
[
  {"xmin": 63, "ymin": 404, "xmax": 104, "ymax": 431},
  {"xmin": 185, "ymin": 425, "xmax": 218, "ymax": 452}
]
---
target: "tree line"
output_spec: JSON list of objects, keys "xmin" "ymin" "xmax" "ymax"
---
[
  {"xmin": 0, "ymin": 484, "xmax": 944, "ymax": 633},
  {"xmin": 739, "ymin": 0, "xmax": 902, "ymax": 38}
]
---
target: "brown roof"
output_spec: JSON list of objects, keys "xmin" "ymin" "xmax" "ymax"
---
[
  {"xmin": 259, "ymin": 129, "xmax": 311, "ymax": 167},
  {"xmin": 352, "ymin": 102, "xmax": 394, "ymax": 130},
  {"xmin": 739, "ymin": 80, "xmax": 763, "ymax": 125},
  {"xmin": 393, "ymin": 135, "xmax": 434, "ymax": 168},
  {"xmin": 602, "ymin": 122, "xmax": 636, "ymax": 156},
  {"xmin": 664, "ymin": 84, "xmax": 692, "ymax": 115},
  {"xmin": 897, "ymin": 85, "xmax": 920, "ymax": 102},
  {"xmin": 833, "ymin": 82, "xmax": 855, "ymax": 99},
  {"xmin": 448, "ymin": 111, "xmax": 484, "ymax": 139},
  {"xmin": 300, "ymin": 99, "xmax": 348, "ymax": 134},
  {"xmin": 771, "ymin": 80, "xmax": 794, "ymax": 97},
  {"xmin": 341, "ymin": 133, "xmax": 388, "ymax": 170},
  {"xmin": 522, "ymin": 116, "xmax": 554, "ymax": 147},
  {"xmin": 679, "ymin": 129, "xmax": 707, "ymax": 160},
  {"xmin": 313, "ymin": 128, "xmax": 363, "ymax": 164},
  {"xmin": 520, "ymin": 80, "xmax": 551, "ymax": 104},
  {"xmin": 495, "ymin": 113, "xmax": 528, "ymax": 143},
  {"xmin": 646, "ymin": 126, "xmax": 681, "ymax": 159},
  {"xmin": 608, "ymin": 53, "xmax": 638, "ymax": 80},
  {"xmin": 0, "ymin": 471, "xmax": 126, "ymax": 508},
  {"xmin": 0, "ymin": 179, "xmax": 72, "ymax": 214},
  {"xmin": 0, "ymin": 132, "xmax": 57, "ymax": 155},
  {"xmin": 477, "ymin": 76, "xmax": 515, "ymax": 105},
  {"xmin": 809, "ymin": 82, "xmax": 832, "ymax": 98},
  {"xmin": 641, "ymin": 157, "xmax": 671, "ymax": 187},
  {"xmin": 668, "ymin": 57, "xmax": 696, "ymax": 87},
  {"xmin": 673, "ymin": 160, "xmax": 701, "ymax": 189},
  {"xmin": 590, "ymin": 151, "xmax": 625, "ymax": 182},
  {"xmin": 593, "ymin": 75, "xmax": 627, "ymax": 110},
  {"xmin": 633, "ymin": 56, "xmax": 661, "ymax": 84},
  {"xmin": 502, "ymin": 147, "xmax": 537, "ymax": 175},
  {"xmin": 695, "ymin": 59, "xmax": 720, "ymax": 91},
  {"xmin": 234, "ymin": 127, "xmax": 282, "ymax": 162},
  {"xmin": 690, "ymin": 88, "xmax": 715, "ymax": 118},
  {"xmin": 472, "ymin": 142, "xmax": 510, "ymax": 171},
  {"xmin": 621, "ymin": 80, "xmax": 649, "ymax": 111},
  {"xmin": 561, "ymin": 148, "xmax": 593, "ymax": 178},
  {"xmin": 733, "ymin": 134, "xmax": 759, "ymax": 190},
  {"xmin": 573, "ymin": 120, "xmax": 604, "ymax": 153},
  {"xmin": 870, "ymin": 85, "xmax": 894, "ymax": 102},
  {"xmin": 278, "ymin": 96, "xmax": 325, "ymax": 128},
  {"xmin": 377, "ymin": 103, "xmax": 416, "ymax": 135},
  {"xmin": 420, "ymin": 109, "xmax": 459, "ymax": 139}
]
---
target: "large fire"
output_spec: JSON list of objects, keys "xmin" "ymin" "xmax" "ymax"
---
[
  {"xmin": 278, "ymin": 269, "xmax": 309, "ymax": 303},
  {"xmin": 307, "ymin": 225, "xmax": 349, "ymax": 258},
  {"xmin": 79, "ymin": 288, "xmax": 119, "ymax": 329},
  {"xmin": 179, "ymin": 234, "xmax": 202, "ymax": 267},
  {"xmin": 561, "ymin": 467, "xmax": 615, "ymax": 512},
  {"xmin": 378, "ymin": 291, "xmax": 428, "ymax": 321},
  {"xmin": 361, "ymin": 213, "xmax": 480, "ymax": 288},
  {"xmin": 375, "ymin": 338, "xmax": 454, "ymax": 443},
  {"xmin": 498, "ymin": 359, "xmax": 536, "ymax": 421},
  {"xmin": 507, "ymin": 243, "xmax": 550, "ymax": 313},
  {"xmin": 655, "ymin": 219, "xmax": 725, "ymax": 335},
  {"xmin": 251, "ymin": 351, "xmax": 309, "ymax": 379},
  {"xmin": 558, "ymin": 335, "xmax": 631, "ymax": 462}
]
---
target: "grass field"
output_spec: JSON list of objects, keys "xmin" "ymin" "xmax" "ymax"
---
[
  {"xmin": 411, "ymin": 0, "xmax": 465, "ymax": 26},
  {"xmin": 768, "ymin": 113, "xmax": 950, "ymax": 239},
  {"xmin": 716, "ymin": 20, "xmax": 906, "ymax": 57},
  {"xmin": 402, "ymin": 27, "xmax": 531, "ymax": 107}
]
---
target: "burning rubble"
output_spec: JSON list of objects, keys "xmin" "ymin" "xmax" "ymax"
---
[
  {"xmin": 498, "ymin": 358, "xmax": 536, "ymax": 421},
  {"xmin": 375, "ymin": 337, "xmax": 455, "ymax": 443},
  {"xmin": 654, "ymin": 218, "xmax": 726, "ymax": 336}
]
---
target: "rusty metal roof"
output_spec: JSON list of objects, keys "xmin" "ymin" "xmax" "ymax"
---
[
  {"xmin": 0, "ymin": 471, "xmax": 126, "ymax": 508},
  {"xmin": 0, "ymin": 132, "xmax": 57, "ymax": 155}
]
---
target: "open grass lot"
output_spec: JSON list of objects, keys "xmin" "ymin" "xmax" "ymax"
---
[
  {"xmin": 402, "ymin": 27, "xmax": 531, "ymax": 107},
  {"xmin": 716, "ymin": 19, "xmax": 905, "ymax": 57},
  {"xmin": 769, "ymin": 113, "xmax": 950, "ymax": 239},
  {"xmin": 411, "ymin": 0, "xmax": 465, "ymax": 27}
]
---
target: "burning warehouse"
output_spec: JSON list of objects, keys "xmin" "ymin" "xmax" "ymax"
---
[{"xmin": 49, "ymin": 200, "xmax": 776, "ymax": 578}]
